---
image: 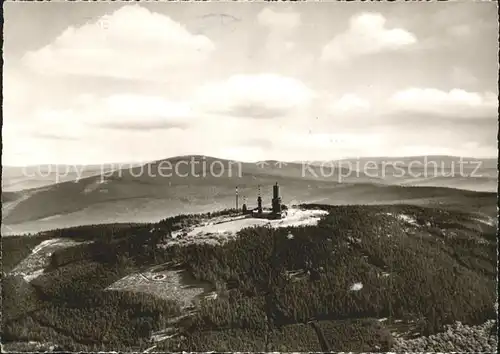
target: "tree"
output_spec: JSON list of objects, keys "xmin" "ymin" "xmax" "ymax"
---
[{"xmin": 116, "ymin": 254, "xmax": 135, "ymax": 272}]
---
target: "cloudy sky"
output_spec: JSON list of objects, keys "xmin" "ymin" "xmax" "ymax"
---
[{"xmin": 3, "ymin": 1, "xmax": 498, "ymax": 165}]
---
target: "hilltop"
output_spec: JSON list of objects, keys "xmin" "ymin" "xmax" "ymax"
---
[{"xmin": 2, "ymin": 203, "xmax": 497, "ymax": 352}]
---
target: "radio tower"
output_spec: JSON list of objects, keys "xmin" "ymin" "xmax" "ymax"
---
[
  {"xmin": 235, "ymin": 186, "xmax": 239, "ymax": 210},
  {"xmin": 242, "ymin": 196, "xmax": 247, "ymax": 213},
  {"xmin": 272, "ymin": 182, "xmax": 281, "ymax": 214},
  {"xmin": 257, "ymin": 184, "xmax": 262, "ymax": 213}
]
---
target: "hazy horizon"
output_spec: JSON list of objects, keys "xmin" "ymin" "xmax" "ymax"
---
[{"xmin": 2, "ymin": 154, "xmax": 498, "ymax": 168}]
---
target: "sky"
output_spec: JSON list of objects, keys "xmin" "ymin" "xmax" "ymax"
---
[{"xmin": 2, "ymin": 1, "xmax": 499, "ymax": 166}]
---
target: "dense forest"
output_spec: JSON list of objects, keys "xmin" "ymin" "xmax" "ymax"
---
[{"xmin": 2, "ymin": 204, "xmax": 497, "ymax": 351}]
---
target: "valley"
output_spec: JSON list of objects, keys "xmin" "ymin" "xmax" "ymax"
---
[{"xmin": 2, "ymin": 155, "xmax": 497, "ymax": 235}]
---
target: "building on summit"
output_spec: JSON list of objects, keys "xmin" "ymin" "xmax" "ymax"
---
[{"xmin": 238, "ymin": 182, "xmax": 286, "ymax": 220}]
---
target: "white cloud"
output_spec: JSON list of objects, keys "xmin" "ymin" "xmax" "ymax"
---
[
  {"xmin": 257, "ymin": 8, "xmax": 301, "ymax": 32},
  {"xmin": 257, "ymin": 8, "xmax": 301, "ymax": 62},
  {"xmin": 22, "ymin": 5, "xmax": 215, "ymax": 80},
  {"xmin": 330, "ymin": 94, "xmax": 371, "ymax": 114},
  {"xmin": 2, "ymin": 68, "xmax": 39, "ymax": 120},
  {"xmin": 2, "ymin": 93, "xmax": 197, "ymax": 151},
  {"xmin": 213, "ymin": 130, "xmax": 385, "ymax": 162},
  {"xmin": 32, "ymin": 109, "xmax": 88, "ymax": 138},
  {"xmin": 451, "ymin": 67, "xmax": 478, "ymax": 86},
  {"xmin": 217, "ymin": 146, "xmax": 268, "ymax": 163},
  {"xmin": 194, "ymin": 74, "xmax": 315, "ymax": 119},
  {"xmin": 277, "ymin": 131, "xmax": 383, "ymax": 152},
  {"xmin": 41, "ymin": 94, "xmax": 196, "ymax": 131},
  {"xmin": 98, "ymin": 94, "xmax": 194, "ymax": 129},
  {"xmin": 389, "ymin": 88, "xmax": 498, "ymax": 118},
  {"xmin": 321, "ymin": 12, "xmax": 417, "ymax": 62},
  {"xmin": 447, "ymin": 24, "xmax": 472, "ymax": 38},
  {"xmin": 3, "ymin": 4, "xmax": 497, "ymax": 166}
]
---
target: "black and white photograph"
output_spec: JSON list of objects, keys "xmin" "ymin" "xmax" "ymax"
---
[{"xmin": 1, "ymin": 0, "xmax": 498, "ymax": 352}]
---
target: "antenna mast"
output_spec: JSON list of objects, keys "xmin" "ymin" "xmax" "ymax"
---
[
  {"xmin": 235, "ymin": 186, "xmax": 239, "ymax": 210},
  {"xmin": 257, "ymin": 184, "xmax": 263, "ymax": 213}
]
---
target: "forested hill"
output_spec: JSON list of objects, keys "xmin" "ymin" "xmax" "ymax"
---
[{"xmin": 2, "ymin": 203, "xmax": 497, "ymax": 352}]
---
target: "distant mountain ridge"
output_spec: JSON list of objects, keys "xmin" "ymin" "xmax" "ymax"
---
[
  {"xmin": 1, "ymin": 163, "xmax": 144, "ymax": 192},
  {"xmin": 292, "ymin": 155, "xmax": 497, "ymax": 168}
]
